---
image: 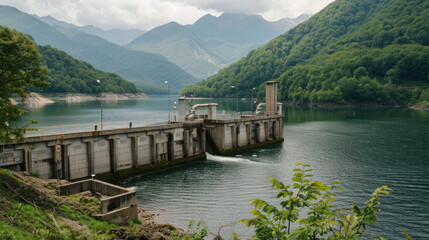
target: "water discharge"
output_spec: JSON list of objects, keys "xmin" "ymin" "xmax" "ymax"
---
[{"xmin": 206, "ymin": 153, "xmax": 267, "ymax": 165}]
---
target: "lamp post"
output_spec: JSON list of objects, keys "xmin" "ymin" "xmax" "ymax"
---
[
  {"xmin": 231, "ymin": 85, "xmax": 238, "ymax": 114},
  {"xmin": 96, "ymin": 79, "xmax": 103, "ymax": 131},
  {"xmin": 173, "ymin": 102, "xmax": 177, "ymax": 122},
  {"xmin": 165, "ymin": 81, "xmax": 170, "ymax": 123},
  {"xmin": 251, "ymin": 87, "xmax": 256, "ymax": 115}
]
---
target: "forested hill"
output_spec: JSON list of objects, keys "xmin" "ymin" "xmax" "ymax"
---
[
  {"xmin": 38, "ymin": 45, "xmax": 138, "ymax": 94},
  {"xmin": 181, "ymin": 0, "xmax": 429, "ymax": 106}
]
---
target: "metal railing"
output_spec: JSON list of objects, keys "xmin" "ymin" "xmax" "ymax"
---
[
  {"xmin": 25, "ymin": 118, "xmax": 169, "ymax": 138},
  {"xmin": 24, "ymin": 113, "xmax": 273, "ymax": 138}
]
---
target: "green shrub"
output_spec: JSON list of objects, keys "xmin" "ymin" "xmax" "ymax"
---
[
  {"xmin": 240, "ymin": 163, "xmax": 391, "ymax": 240},
  {"xmin": 30, "ymin": 172, "xmax": 41, "ymax": 178},
  {"xmin": 61, "ymin": 204, "xmax": 73, "ymax": 214},
  {"xmin": 172, "ymin": 220, "xmax": 208, "ymax": 240}
]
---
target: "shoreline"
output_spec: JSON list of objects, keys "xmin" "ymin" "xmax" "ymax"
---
[
  {"xmin": 58, "ymin": 92, "xmax": 148, "ymax": 103},
  {"xmin": 12, "ymin": 92, "xmax": 148, "ymax": 104},
  {"xmin": 283, "ymin": 102, "xmax": 429, "ymax": 112}
]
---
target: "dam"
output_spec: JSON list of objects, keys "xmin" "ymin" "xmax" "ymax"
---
[{"xmin": 0, "ymin": 82, "xmax": 284, "ymax": 180}]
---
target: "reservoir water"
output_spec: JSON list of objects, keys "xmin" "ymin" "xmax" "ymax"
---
[{"xmin": 20, "ymin": 97, "xmax": 429, "ymax": 239}]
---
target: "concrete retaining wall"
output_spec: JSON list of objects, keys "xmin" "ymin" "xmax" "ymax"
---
[{"xmin": 59, "ymin": 179, "xmax": 137, "ymax": 224}]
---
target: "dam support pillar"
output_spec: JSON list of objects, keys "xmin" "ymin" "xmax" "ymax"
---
[
  {"xmin": 109, "ymin": 138, "xmax": 118, "ymax": 172},
  {"xmin": 24, "ymin": 148, "xmax": 31, "ymax": 174},
  {"xmin": 61, "ymin": 143, "xmax": 70, "ymax": 180},
  {"xmin": 47, "ymin": 141, "xmax": 63, "ymax": 179},
  {"xmin": 183, "ymin": 130, "xmax": 189, "ymax": 158},
  {"xmin": 131, "ymin": 136, "xmax": 138, "ymax": 168},
  {"xmin": 273, "ymin": 120, "xmax": 280, "ymax": 139},
  {"xmin": 201, "ymin": 128, "xmax": 206, "ymax": 153},
  {"xmin": 15, "ymin": 144, "xmax": 33, "ymax": 175},
  {"xmin": 167, "ymin": 133, "xmax": 174, "ymax": 161},
  {"xmin": 148, "ymin": 133, "xmax": 158, "ymax": 164},
  {"xmin": 231, "ymin": 125, "xmax": 237, "ymax": 149},
  {"xmin": 54, "ymin": 145, "xmax": 63, "ymax": 179},
  {"xmin": 264, "ymin": 122, "xmax": 269, "ymax": 141},
  {"xmin": 246, "ymin": 124, "xmax": 251, "ymax": 145},
  {"xmin": 197, "ymin": 128, "xmax": 206, "ymax": 153},
  {"xmin": 82, "ymin": 139, "xmax": 94, "ymax": 177},
  {"xmin": 256, "ymin": 123, "xmax": 262, "ymax": 143}
]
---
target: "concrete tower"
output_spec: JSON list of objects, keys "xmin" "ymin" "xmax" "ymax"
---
[{"xmin": 265, "ymin": 81, "xmax": 278, "ymax": 115}]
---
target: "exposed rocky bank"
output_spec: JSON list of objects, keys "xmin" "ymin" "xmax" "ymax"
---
[
  {"xmin": 0, "ymin": 169, "xmax": 187, "ymax": 240},
  {"xmin": 11, "ymin": 92, "xmax": 148, "ymax": 104}
]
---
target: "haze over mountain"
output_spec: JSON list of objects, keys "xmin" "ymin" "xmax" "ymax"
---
[
  {"xmin": 181, "ymin": 0, "xmax": 429, "ymax": 107},
  {"xmin": 0, "ymin": 5, "xmax": 196, "ymax": 94},
  {"xmin": 128, "ymin": 13, "xmax": 311, "ymax": 79},
  {"xmin": 35, "ymin": 15, "xmax": 146, "ymax": 46}
]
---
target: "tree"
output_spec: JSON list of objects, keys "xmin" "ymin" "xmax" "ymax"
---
[
  {"xmin": 0, "ymin": 27, "xmax": 48, "ymax": 143},
  {"xmin": 240, "ymin": 163, "xmax": 391, "ymax": 240}
]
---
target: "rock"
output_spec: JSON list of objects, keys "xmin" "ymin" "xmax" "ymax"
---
[{"xmin": 11, "ymin": 93, "xmax": 54, "ymax": 105}]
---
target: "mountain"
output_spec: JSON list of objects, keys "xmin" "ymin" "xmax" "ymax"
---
[
  {"xmin": 0, "ymin": 5, "xmax": 197, "ymax": 93},
  {"xmin": 38, "ymin": 45, "xmax": 138, "ymax": 94},
  {"xmin": 128, "ymin": 22, "xmax": 224, "ymax": 79},
  {"xmin": 35, "ymin": 15, "xmax": 145, "ymax": 45},
  {"xmin": 129, "ymin": 13, "xmax": 310, "ymax": 79},
  {"xmin": 189, "ymin": 12, "xmax": 282, "ymax": 45},
  {"xmin": 181, "ymin": 0, "xmax": 429, "ymax": 106},
  {"xmin": 271, "ymin": 14, "xmax": 313, "ymax": 32}
]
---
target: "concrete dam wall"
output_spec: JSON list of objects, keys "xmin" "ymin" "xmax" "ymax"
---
[{"xmin": 0, "ymin": 116, "xmax": 283, "ymax": 180}]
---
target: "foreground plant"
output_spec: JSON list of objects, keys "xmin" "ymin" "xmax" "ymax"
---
[{"xmin": 241, "ymin": 163, "xmax": 391, "ymax": 240}]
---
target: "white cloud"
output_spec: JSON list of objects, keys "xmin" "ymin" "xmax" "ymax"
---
[{"xmin": 0, "ymin": 0, "xmax": 334, "ymax": 30}]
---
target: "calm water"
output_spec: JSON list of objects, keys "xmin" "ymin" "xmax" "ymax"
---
[{"xmin": 20, "ymin": 97, "xmax": 429, "ymax": 239}]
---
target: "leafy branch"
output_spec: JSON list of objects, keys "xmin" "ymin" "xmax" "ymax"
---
[{"xmin": 240, "ymin": 163, "xmax": 391, "ymax": 240}]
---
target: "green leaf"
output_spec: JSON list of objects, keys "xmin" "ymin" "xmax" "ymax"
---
[
  {"xmin": 292, "ymin": 176, "xmax": 302, "ymax": 182},
  {"xmin": 351, "ymin": 204, "xmax": 361, "ymax": 216}
]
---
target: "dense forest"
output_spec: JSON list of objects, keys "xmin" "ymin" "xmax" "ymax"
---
[
  {"xmin": 180, "ymin": 0, "xmax": 429, "ymax": 106},
  {"xmin": 37, "ymin": 45, "xmax": 139, "ymax": 94}
]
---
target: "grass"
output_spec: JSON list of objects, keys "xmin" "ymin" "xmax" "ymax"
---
[
  {"xmin": 0, "ymin": 168, "xmax": 125, "ymax": 239},
  {"xmin": 0, "ymin": 221, "xmax": 37, "ymax": 240},
  {"xmin": 416, "ymin": 100, "xmax": 429, "ymax": 108}
]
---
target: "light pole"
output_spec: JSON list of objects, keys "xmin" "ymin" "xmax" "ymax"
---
[
  {"xmin": 165, "ymin": 81, "xmax": 170, "ymax": 123},
  {"xmin": 231, "ymin": 85, "xmax": 238, "ymax": 114},
  {"xmin": 251, "ymin": 87, "xmax": 256, "ymax": 115},
  {"xmin": 97, "ymin": 79, "xmax": 103, "ymax": 131},
  {"xmin": 173, "ymin": 102, "xmax": 177, "ymax": 122}
]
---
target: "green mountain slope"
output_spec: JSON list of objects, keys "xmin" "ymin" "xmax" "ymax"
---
[
  {"xmin": 0, "ymin": 5, "xmax": 196, "ymax": 94},
  {"xmin": 181, "ymin": 0, "xmax": 429, "ymax": 106},
  {"xmin": 53, "ymin": 26, "xmax": 197, "ymax": 93},
  {"xmin": 128, "ymin": 22, "xmax": 223, "ymax": 79},
  {"xmin": 38, "ymin": 45, "xmax": 138, "ymax": 94}
]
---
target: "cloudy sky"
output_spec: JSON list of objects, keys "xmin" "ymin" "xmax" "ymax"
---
[{"xmin": 0, "ymin": 0, "xmax": 334, "ymax": 30}]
